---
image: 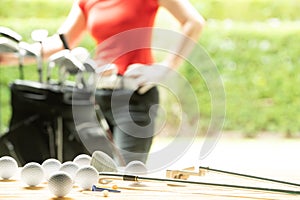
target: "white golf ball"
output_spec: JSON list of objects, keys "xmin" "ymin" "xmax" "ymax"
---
[
  {"xmin": 59, "ymin": 161, "xmax": 79, "ymax": 180},
  {"xmin": 21, "ymin": 162, "xmax": 44, "ymax": 186},
  {"xmin": 73, "ymin": 154, "xmax": 91, "ymax": 167},
  {"xmin": 48, "ymin": 171, "xmax": 73, "ymax": 197},
  {"xmin": 74, "ymin": 166, "xmax": 99, "ymax": 190},
  {"xmin": 42, "ymin": 158, "xmax": 61, "ymax": 180},
  {"xmin": 124, "ymin": 160, "xmax": 148, "ymax": 175},
  {"xmin": 0, "ymin": 156, "xmax": 18, "ymax": 180}
]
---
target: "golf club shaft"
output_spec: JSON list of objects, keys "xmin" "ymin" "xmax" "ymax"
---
[
  {"xmin": 18, "ymin": 53, "xmax": 24, "ymax": 80},
  {"xmin": 200, "ymin": 166, "xmax": 300, "ymax": 188},
  {"xmin": 37, "ymin": 43, "xmax": 43, "ymax": 83},
  {"xmin": 98, "ymin": 172, "xmax": 300, "ymax": 195},
  {"xmin": 95, "ymin": 105, "xmax": 126, "ymax": 166}
]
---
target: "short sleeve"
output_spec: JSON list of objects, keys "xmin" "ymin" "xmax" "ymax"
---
[{"xmin": 77, "ymin": 0, "xmax": 87, "ymax": 13}]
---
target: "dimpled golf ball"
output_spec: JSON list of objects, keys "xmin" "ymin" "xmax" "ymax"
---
[
  {"xmin": 42, "ymin": 158, "xmax": 61, "ymax": 180},
  {"xmin": 74, "ymin": 166, "xmax": 99, "ymax": 190},
  {"xmin": 21, "ymin": 162, "xmax": 44, "ymax": 186},
  {"xmin": 48, "ymin": 171, "xmax": 73, "ymax": 197},
  {"xmin": 73, "ymin": 154, "xmax": 92, "ymax": 167},
  {"xmin": 124, "ymin": 160, "xmax": 148, "ymax": 175},
  {"xmin": 59, "ymin": 161, "xmax": 79, "ymax": 180},
  {"xmin": 0, "ymin": 156, "xmax": 18, "ymax": 180}
]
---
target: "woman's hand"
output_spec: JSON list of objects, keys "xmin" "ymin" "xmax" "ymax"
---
[{"xmin": 124, "ymin": 63, "xmax": 172, "ymax": 93}]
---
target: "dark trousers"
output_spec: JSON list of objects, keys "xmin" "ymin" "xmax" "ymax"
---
[{"xmin": 95, "ymin": 87, "xmax": 159, "ymax": 165}]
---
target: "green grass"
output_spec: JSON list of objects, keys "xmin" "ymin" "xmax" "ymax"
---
[
  {"xmin": 0, "ymin": 18, "xmax": 65, "ymax": 40},
  {"xmin": 191, "ymin": 0, "xmax": 300, "ymax": 21},
  {"xmin": 0, "ymin": 0, "xmax": 72, "ymax": 19},
  {"xmin": 2, "ymin": 0, "xmax": 300, "ymax": 21},
  {"xmin": 197, "ymin": 20, "xmax": 300, "ymax": 137},
  {"xmin": 159, "ymin": 20, "xmax": 300, "ymax": 137},
  {"xmin": 1, "ymin": 0, "xmax": 300, "ymax": 136}
]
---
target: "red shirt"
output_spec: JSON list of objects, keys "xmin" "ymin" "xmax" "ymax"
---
[{"xmin": 78, "ymin": 0, "xmax": 159, "ymax": 74}]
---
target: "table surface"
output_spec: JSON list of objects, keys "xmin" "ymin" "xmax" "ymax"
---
[
  {"xmin": 2, "ymin": 136, "xmax": 300, "ymax": 200},
  {"xmin": 1, "ymin": 169, "xmax": 300, "ymax": 200}
]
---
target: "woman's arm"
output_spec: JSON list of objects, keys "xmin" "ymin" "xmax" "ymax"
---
[
  {"xmin": 41, "ymin": 1, "xmax": 86, "ymax": 58},
  {"xmin": 158, "ymin": 0, "xmax": 205, "ymax": 68},
  {"xmin": 124, "ymin": 0, "xmax": 205, "ymax": 93},
  {"xmin": 0, "ymin": 1, "xmax": 86, "ymax": 66}
]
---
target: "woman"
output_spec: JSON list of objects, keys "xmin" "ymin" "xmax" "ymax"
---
[{"xmin": 2, "ymin": 0, "xmax": 205, "ymax": 165}]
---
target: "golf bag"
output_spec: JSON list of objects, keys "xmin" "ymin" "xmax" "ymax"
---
[
  {"xmin": 0, "ymin": 80, "xmax": 113, "ymax": 166},
  {"xmin": 0, "ymin": 27, "xmax": 114, "ymax": 165}
]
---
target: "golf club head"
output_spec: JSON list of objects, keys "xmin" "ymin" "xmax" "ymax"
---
[
  {"xmin": 31, "ymin": 29, "xmax": 48, "ymax": 42},
  {"xmin": 48, "ymin": 49, "xmax": 71, "ymax": 67},
  {"xmin": 0, "ymin": 26, "xmax": 22, "ymax": 43},
  {"xmin": 71, "ymin": 47, "xmax": 98, "ymax": 73},
  {"xmin": 47, "ymin": 49, "xmax": 86, "ymax": 84},
  {"xmin": 71, "ymin": 47, "xmax": 90, "ymax": 63},
  {"xmin": 48, "ymin": 48, "xmax": 88, "ymax": 74},
  {"xmin": 0, "ymin": 37, "xmax": 19, "ymax": 53},
  {"xmin": 18, "ymin": 41, "xmax": 39, "ymax": 57},
  {"xmin": 83, "ymin": 58, "xmax": 97, "ymax": 72},
  {"xmin": 63, "ymin": 53, "xmax": 86, "ymax": 74},
  {"xmin": 0, "ymin": 39, "xmax": 39, "ymax": 57}
]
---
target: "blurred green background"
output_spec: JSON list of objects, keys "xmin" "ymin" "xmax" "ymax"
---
[{"xmin": 0, "ymin": 0, "xmax": 299, "ymax": 137}]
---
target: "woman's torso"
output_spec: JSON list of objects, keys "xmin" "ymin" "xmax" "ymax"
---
[{"xmin": 78, "ymin": 0, "xmax": 159, "ymax": 74}]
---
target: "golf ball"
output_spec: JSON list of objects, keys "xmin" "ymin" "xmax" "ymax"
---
[
  {"xmin": 48, "ymin": 171, "xmax": 73, "ymax": 197},
  {"xmin": 59, "ymin": 161, "xmax": 79, "ymax": 180},
  {"xmin": 73, "ymin": 154, "xmax": 91, "ymax": 167},
  {"xmin": 21, "ymin": 162, "xmax": 44, "ymax": 186},
  {"xmin": 124, "ymin": 160, "xmax": 148, "ymax": 175},
  {"xmin": 42, "ymin": 158, "xmax": 61, "ymax": 180},
  {"xmin": 0, "ymin": 156, "xmax": 18, "ymax": 180},
  {"xmin": 74, "ymin": 166, "xmax": 99, "ymax": 190}
]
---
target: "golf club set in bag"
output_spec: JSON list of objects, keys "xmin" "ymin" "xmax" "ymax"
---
[{"xmin": 0, "ymin": 26, "xmax": 114, "ymax": 166}]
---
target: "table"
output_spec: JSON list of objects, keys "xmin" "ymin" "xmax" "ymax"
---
[{"xmin": 1, "ymin": 169, "xmax": 300, "ymax": 200}]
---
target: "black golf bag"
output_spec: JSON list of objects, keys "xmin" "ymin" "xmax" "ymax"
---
[{"xmin": 0, "ymin": 80, "xmax": 113, "ymax": 166}]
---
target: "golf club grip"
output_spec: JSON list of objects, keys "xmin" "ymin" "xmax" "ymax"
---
[{"xmin": 123, "ymin": 175, "xmax": 138, "ymax": 181}]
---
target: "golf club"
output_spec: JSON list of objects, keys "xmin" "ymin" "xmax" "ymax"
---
[
  {"xmin": 31, "ymin": 29, "xmax": 49, "ymax": 83},
  {"xmin": 98, "ymin": 172, "xmax": 300, "ymax": 195},
  {"xmin": 199, "ymin": 166, "xmax": 300, "ymax": 188},
  {"xmin": 47, "ymin": 47, "xmax": 87, "ymax": 87},
  {"xmin": 0, "ymin": 37, "xmax": 19, "ymax": 53},
  {"xmin": 0, "ymin": 27, "xmax": 25, "ymax": 79},
  {"xmin": 0, "ymin": 26, "xmax": 42, "ymax": 80},
  {"xmin": 0, "ymin": 26, "xmax": 22, "ymax": 43}
]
